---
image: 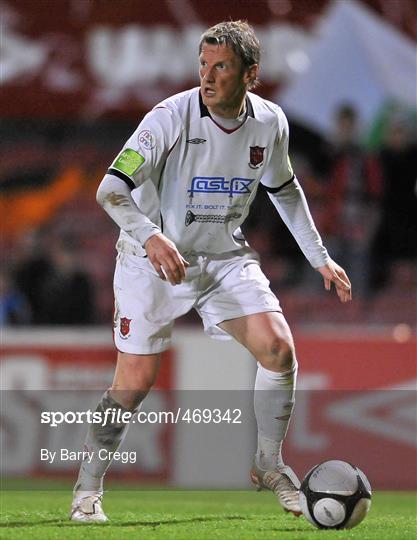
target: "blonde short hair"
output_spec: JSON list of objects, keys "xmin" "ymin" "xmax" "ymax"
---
[{"xmin": 199, "ymin": 20, "xmax": 261, "ymax": 89}]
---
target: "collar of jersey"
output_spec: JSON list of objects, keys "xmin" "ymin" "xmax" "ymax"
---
[{"xmin": 198, "ymin": 91, "xmax": 254, "ymax": 134}]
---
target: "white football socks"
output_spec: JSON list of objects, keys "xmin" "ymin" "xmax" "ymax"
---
[
  {"xmin": 74, "ymin": 390, "xmax": 135, "ymax": 497},
  {"xmin": 254, "ymin": 361, "xmax": 297, "ymax": 471}
]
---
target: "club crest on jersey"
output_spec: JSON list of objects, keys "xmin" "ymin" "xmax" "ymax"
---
[
  {"xmin": 120, "ymin": 317, "xmax": 132, "ymax": 338},
  {"xmin": 249, "ymin": 146, "xmax": 265, "ymax": 169}
]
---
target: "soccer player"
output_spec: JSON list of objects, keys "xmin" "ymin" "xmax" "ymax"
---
[{"xmin": 70, "ymin": 20, "xmax": 351, "ymax": 522}]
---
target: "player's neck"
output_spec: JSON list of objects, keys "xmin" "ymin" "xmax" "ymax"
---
[
  {"xmin": 208, "ymin": 97, "xmax": 247, "ymax": 119},
  {"xmin": 211, "ymin": 107, "xmax": 247, "ymax": 130}
]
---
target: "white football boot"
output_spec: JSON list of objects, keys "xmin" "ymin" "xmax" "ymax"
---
[
  {"xmin": 250, "ymin": 461, "xmax": 302, "ymax": 516},
  {"xmin": 70, "ymin": 491, "xmax": 108, "ymax": 523}
]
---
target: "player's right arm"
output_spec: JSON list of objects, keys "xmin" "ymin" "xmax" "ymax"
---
[{"xmin": 96, "ymin": 107, "xmax": 188, "ymax": 285}]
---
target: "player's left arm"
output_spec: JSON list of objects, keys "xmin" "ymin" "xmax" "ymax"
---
[
  {"xmin": 261, "ymin": 107, "xmax": 351, "ymax": 303},
  {"xmin": 267, "ymin": 180, "xmax": 351, "ymax": 303}
]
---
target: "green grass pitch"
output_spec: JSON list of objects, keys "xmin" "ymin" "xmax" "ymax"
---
[{"xmin": 1, "ymin": 489, "xmax": 416, "ymax": 539}]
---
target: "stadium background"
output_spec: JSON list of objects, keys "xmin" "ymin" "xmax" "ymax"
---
[{"xmin": 1, "ymin": 0, "xmax": 416, "ymax": 492}]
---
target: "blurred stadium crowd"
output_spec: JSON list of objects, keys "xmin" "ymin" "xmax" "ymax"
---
[{"xmin": 1, "ymin": 0, "xmax": 416, "ymax": 328}]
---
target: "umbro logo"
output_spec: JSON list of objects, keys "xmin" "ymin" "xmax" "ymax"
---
[{"xmin": 186, "ymin": 138, "xmax": 206, "ymax": 144}]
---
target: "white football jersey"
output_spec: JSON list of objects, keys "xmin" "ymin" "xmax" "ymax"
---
[{"xmin": 109, "ymin": 87, "xmax": 294, "ymax": 256}]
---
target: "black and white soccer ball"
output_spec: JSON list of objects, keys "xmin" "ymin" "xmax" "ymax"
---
[{"xmin": 299, "ymin": 460, "xmax": 372, "ymax": 529}]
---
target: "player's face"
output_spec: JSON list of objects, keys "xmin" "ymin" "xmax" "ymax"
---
[{"xmin": 199, "ymin": 43, "xmax": 256, "ymax": 118}]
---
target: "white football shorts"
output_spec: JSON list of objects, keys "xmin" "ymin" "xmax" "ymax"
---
[{"xmin": 113, "ymin": 246, "xmax": 281, "ymax": 354}]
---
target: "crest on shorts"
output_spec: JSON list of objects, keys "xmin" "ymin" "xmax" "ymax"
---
[
  {"xmin": 120, "ymin": 317, "xmax": 132, "ymax": 337},
  {"xmin": 249, "ymin": 146, "xmax": 265, "ymax": 169}
]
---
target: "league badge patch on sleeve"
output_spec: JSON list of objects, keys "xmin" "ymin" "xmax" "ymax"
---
[
  {"xmin": 138, "ymin": 130, "xmax": 156, "ymax": 150},
  {"xmin": 249, "ymin": 146, "xmax": 265, "ymax": 169},
  {"xmin": 112, "ymin": 149, "xmax": 145, "ymax": 176}
]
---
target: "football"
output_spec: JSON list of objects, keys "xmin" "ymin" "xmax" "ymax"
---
[{"xmin": 299, "ymin": 460, "xmax": 372, "ymax": 529}]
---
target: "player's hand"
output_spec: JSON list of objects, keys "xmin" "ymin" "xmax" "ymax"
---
[
  {"xmin": 144, "ymin": 233, "xmax": 189, "ymax": 285},
  {"xmin": 316, "ymin": 260, "xmax": 352, "ymax": 303}
]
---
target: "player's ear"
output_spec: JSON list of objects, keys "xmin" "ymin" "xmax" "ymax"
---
[{"xmin": 243, "ymin": 64, "xmax": 259, "ymax": 88}]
